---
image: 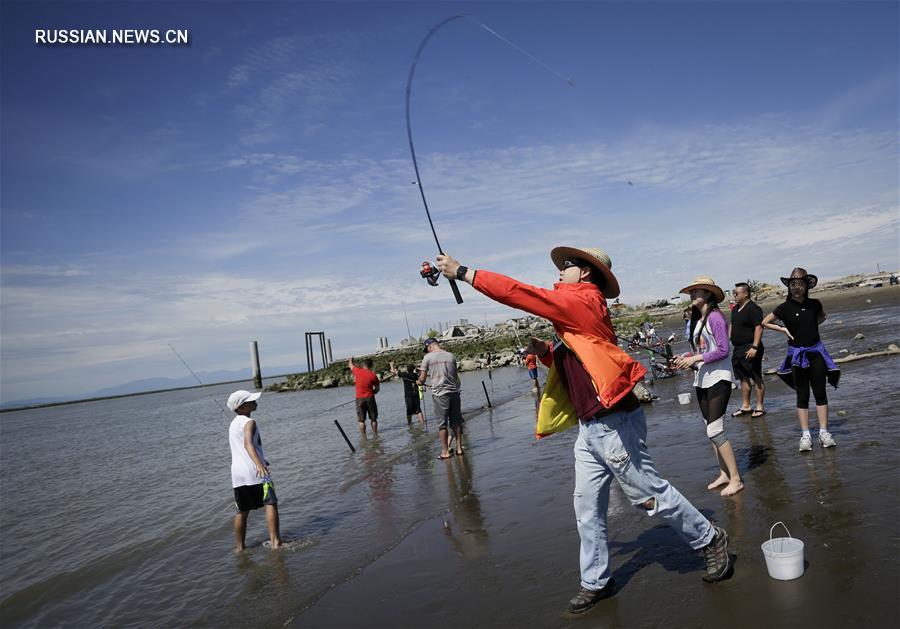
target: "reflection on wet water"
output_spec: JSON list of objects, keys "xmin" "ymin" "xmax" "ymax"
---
[{"xmin": 442, "ymin": 455, "xmax": 489, "ymax": 561}]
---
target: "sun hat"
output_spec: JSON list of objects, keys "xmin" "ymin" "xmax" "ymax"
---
[
  {"xmin": 550, "ymin": 246, "xmax": 621, "ymax": 298},
  {"xmin": 423, "ymin": 337, "xmax": 438, "ymax": 352},
  {"xmin": 679, "ymin": 276, "xmax": 726, "ymax": 304},
  {"xmin": 227, "ymin": 390, "xmax": 261, "ymax": 411},
  {"xmin": 780, "ymin": 267, "xmax": 818, "ymax": 289}
]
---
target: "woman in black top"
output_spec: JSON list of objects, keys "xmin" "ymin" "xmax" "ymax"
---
[{"xmin": 762, "ymin": 267, "xmax": 839, "ymax": 453}]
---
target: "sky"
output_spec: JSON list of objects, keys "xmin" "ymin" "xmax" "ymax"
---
[{"xmin": 1, "ymin": 1, "xmax": 898, "ymax": 403}]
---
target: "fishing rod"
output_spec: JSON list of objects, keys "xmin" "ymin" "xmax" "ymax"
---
[
  {"xmin": 405, "ymin": 14, "xmax": 575, "ymax": 305},
  {"xmin": 167, "ymin": 344, "xmax": 231, "ymax": 417},
  {"xmin": 401, "ymin": 301, "xmax": 414, "ymax": 341},
  {"xmin": 614, "ymin": 335, "xmax": 673, "ymax": 360}
]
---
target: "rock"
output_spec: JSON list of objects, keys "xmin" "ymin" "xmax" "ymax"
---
[
  {"xmin": 888, "ymin": 344, "xmax": 900, "ymax": 353},
  {"xmin": 853, "ymin": 333, "xmax": 865, "ymax": 340},
  {"xmin": 320, "ymin": 378, "xmax": 338, "ymax": 388},
  {"xmin": 458, "ymin": 359, "xmax": 478, "ymax": 371},
  {"xmin": 837, "ymin": 410, "xmax": 848, "ymax": 417},
  {"xmin": 838, "ymin": 349, "xmax": 849, "ymax": 354},
  {"xmin": 633, "ymin": 381, "xmax": 653, "ymax": 403},
  {"xmin": 865, "ymin": 299, "xmax": 872, "ymax": 304}
]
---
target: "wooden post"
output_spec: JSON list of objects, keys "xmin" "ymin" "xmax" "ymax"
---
[
  {"xmin": 334, "ymin": 420, "xmax": 356, "ymax": 453},
  {"xmin": 250, "ymin": 341, "xmax": 262, "ymax": 389},
  {"xmin": 481, "ymin": 380, "xmax": 492, "ymax": 408}
]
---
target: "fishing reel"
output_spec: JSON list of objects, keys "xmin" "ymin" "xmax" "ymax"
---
[{"xmin": 420, "ymin": 261, "xmax": 441, "ymax": 287}]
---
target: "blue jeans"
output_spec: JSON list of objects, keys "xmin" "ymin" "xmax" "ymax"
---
[{"xmin": 573, "ymin": 407, "xmax": 714, "ymax": 590}]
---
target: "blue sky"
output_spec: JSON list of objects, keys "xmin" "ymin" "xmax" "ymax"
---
[{"xmin": 1, "ymin": 1, "xmax": 897, "ymax": 403}]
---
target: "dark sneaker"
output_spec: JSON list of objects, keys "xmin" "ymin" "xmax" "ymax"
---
[
  {"xmin": 567, "ymin": 578, "xmax": 617, "ymax": 614},
  {"xmin": 702, "ymin": 526, "xmax": 733, "ymax": 583}
]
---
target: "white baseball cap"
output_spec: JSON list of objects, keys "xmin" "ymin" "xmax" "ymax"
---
[{"xmin": 227, "ymin": 390, "xmax": 261, "ymax": 411}]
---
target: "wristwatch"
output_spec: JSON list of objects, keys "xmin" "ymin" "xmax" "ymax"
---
[{"xmin": 456, "ymin": 265, "xmax": 468, "ymax": 281}]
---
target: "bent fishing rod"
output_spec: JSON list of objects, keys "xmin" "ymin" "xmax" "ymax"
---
[{"xmin": 405, "ymin": 15, "xmax": 575, "ymax": 305}]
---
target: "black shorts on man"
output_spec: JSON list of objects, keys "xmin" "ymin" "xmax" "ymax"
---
[
  {"xmin": 732, "ymin": 344, "xmax": 764, "ymax": 381},
  {"xmin": 404, "ymin": 395, "xmax": 421, "ymax": 415},
  {"xmin": 233, "ymin": 480, "xmax": 277, "ymax": 512},
  {"xmin": 356, "ymin": 396, "xmax": 378, "ymax": 422}
]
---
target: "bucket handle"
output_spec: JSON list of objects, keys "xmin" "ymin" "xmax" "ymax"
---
[{"xmin": 769, "ymin": 521, "xmax": 793, "ymax": 541}]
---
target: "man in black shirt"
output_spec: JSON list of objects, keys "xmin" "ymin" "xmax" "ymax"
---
[
  {"xmin": 729, "ymin": 282, "xmax": 765, "ymax": 418},
  {"xmin": 390, "ymin": 361, "xmax": 425, "ymax": 425}
]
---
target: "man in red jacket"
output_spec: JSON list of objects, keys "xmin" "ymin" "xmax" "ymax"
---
[{"xmin": 435, "ymin": 247, "xmax": 732, "ymax": 614}]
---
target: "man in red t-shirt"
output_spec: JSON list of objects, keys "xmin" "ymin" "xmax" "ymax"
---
[
  {"xmin": 525, "ymin": 352, "xmax": 541, "ymax": 395},
  {"xmin": 349, "ymin": 357, "xmax": 380, "ymax": 435}
]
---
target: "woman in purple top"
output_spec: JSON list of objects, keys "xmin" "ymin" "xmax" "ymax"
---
[
  {"xmin": 673, "ymin": 277, "xmax": 743, "ymax": 497},
  {"xmin": 762, "ymin": 267, "xmax": 839, "ymax": 452}
]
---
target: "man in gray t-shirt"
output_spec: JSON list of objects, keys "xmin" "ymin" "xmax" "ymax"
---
[{"xmin": 418, "ymin": 338, "xmax": 463, "ymax": 459}]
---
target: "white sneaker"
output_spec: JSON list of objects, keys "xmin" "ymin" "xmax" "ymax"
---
[
  {"xmin": 819, "ymin": 431, "xmax": 836, "ymax": 448},
  {"xmin": 798, "ymin": 435, "xmax": 812, "ymax": 452}
]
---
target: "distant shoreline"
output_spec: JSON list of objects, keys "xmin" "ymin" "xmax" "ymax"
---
[
  {"xmin": 0, "ymin": 374, "xmax": 294, "ymax": 414},
  {"xmin": 5, "ymin": 282, "xmax": 896, "ymax": 414}
]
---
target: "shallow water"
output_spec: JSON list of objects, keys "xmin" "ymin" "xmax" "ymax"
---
[
  {"xmin": 0, "ymin": 363, "xmax": 527, "ymax": 627},
  {"xmin": 1, "ymin": 289, "xmax": 897, "ymax": 627}
]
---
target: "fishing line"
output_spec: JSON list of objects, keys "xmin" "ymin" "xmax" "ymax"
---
[
  {"xmin": 167, "ymin": 344, "xmax": 230, "ymax": 417},
  {"xmin": 405, "ymin": 14, "xmax": 575, "ymax": 305}
]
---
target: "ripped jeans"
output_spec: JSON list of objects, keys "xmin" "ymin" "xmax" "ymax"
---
[{"xmin": 574, "ymin": 407, "xmax": 714, "ymax": 590}]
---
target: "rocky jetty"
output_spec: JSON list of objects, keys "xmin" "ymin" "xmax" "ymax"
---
[{"xmin": 266, "ymin": 313, "xmax": 664, "ymax": 395}]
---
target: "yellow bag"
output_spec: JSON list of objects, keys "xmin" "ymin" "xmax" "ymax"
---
[{"xmin": 535, "ymin": 362, "xmax": 578, "ymax": 439}]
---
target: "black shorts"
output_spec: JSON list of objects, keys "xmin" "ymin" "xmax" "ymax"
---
[
  {"xmin": 233, "ymin": 481, "xmax": 277, "ymax": 512},
  {"xmin": 405, "ymin": 395, "xmax": 421, "ymax": 415},
  {"xmin": 356, "ymin": 396, "xmax": 378, "ymax": 421},
  {"xmin": 732, "ymin": 344, "xmax": 764, "ymax": 382}
]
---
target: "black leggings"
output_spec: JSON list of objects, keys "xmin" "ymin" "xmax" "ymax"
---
[
  {"xmin": 793, "ymin": 352, "xmax": 828, "ymax": 408},
  {"xmin": 695, "ymin": 380, "xmax": 732, "ymax": 423}
]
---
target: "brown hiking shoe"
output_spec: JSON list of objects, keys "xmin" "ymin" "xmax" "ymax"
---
[
  {"xmin": 702, "ymin": 526, "xmax": 733, "ymax": 583},
  {"xmin": 567, "ymin": 578, "xmax": 617, "ymax": 614}
]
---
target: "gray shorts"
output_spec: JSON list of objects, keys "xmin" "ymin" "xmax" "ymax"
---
[{"xmin": 432, "ymin": 392, "xmax": 463, "ymax": 430}]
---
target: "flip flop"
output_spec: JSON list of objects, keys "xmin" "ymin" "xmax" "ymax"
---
[
  {"xmin": 437, "ymin": 453, "xmax": 453, "ymax": 460},
  {"xmin": 751, "ymin": 409, "xmax": 767, "ymax": 417},
  {"xmin": 731, "ymin": 408, "xmax": 753, "ymax": 417}
]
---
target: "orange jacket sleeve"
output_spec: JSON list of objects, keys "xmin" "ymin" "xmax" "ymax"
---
[{"xmin": 472, "ymin": 270, "xmax": 586, "ymax": 330}]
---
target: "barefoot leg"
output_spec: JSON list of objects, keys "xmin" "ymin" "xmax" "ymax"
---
[{"xmin": 266, "ymin": 504, "xmax": 283, "ymax": 549}]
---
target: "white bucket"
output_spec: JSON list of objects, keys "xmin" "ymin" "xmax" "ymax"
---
[
  {"xmin": 761, "ymin": 522, "xmax": 804, "ymax": 580},
  {"xmin": 677, "ymin": 393, "xmax": 691, "ymax": 405}
]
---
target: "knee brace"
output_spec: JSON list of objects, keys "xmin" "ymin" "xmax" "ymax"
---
[{"xmin": 706, "ymin": 417, "xmax": 727, "ymax": 447}]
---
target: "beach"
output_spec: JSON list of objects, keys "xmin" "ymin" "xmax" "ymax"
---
[{"xmin": 0, "ymin": 287, "xmax": 897, "ymax": 628}]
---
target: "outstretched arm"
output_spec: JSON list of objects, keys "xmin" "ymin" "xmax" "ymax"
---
[{"xmin": 435, "ymin": 254, "xmax": 588, "ymax": 328}]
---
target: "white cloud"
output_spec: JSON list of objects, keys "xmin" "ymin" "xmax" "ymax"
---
[{"xmin": 3, "ymin": 116, "xmax": 897, "ymax": 402}]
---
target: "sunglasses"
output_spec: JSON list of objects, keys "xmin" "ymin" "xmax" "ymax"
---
[{"xmin": 562, "ymin": 259, "xmax": 583, "ymax": 270}]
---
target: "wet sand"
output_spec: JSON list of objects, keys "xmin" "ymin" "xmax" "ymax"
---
[{"xmin": 296, "ymin": 289, "xmax": 900, "ymax": 628}]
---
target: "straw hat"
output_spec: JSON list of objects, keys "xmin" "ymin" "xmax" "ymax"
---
[
  {"xmin": 780, "ymin": 267, "xmax": 818, "ymax": 289},
  {"xmin": 550, "ymin": 246, "xmax": 620, "ymax": 298},
  {"xmin": 679, "ymin": 276, "xmax": 726, "ymax": 304}
]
